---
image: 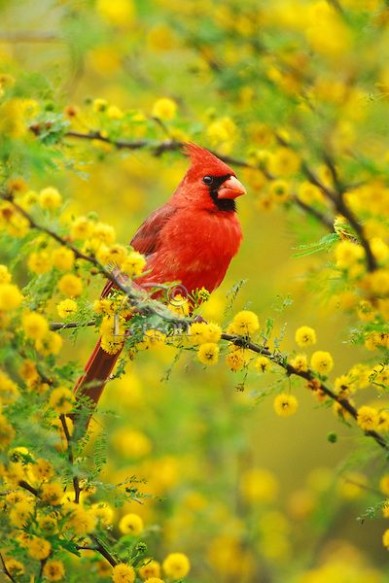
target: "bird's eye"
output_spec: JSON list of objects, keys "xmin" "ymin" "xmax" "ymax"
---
[{"xmin": 202, "ymin": 176, "xmax": 214, "ymax": 185}]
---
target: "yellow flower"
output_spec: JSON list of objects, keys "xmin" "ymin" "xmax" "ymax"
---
[
  {"xmin": 0, "ymin": 283, "xmax": 23, "ymax": 311},
  {"xmin": 269, "ymin": 147, "xmax": 300, "ymax": 177},
  {"xmin": 70, "ymin": 216, "xmax": 94, "ymax": 240},
  {"xmin": 228, "ymin": 310, "xmax": 260, "ymax": 336},
  {"xmin": 48, "ymin": 387, "xmax": 75, "ymax": 414},
  {"xmin": 270, "ymin": 179, "xmax": 290, "ymax": 203},
  {"xmin": 119, "ymin": 512, "xmax": 144, "ymax": 535},
  {"xmin": 225, "ymin": 346, "xmax": 249, "ymax": 371},
  {"xmin": 40, "ymin": 482, "xmax": 63, "ymax": 505},
  {"xmin": 254, "ymin": 355, "xmax": 271, "ymax": 372},
  {"xmin": 101, "ymin": 333, "xmax": 124, "ymax": 355},
  {"xmin": 163, "ymin": 553, "xmax": 190, "ymax": 579},
  {"xmin": 96, "ymin": 0, "xmax": 136, "ymax": 26},
  {"xmin": 35, "ymin": 331, "xmax": 63, "ymax": 356},
  {"xmin": 289, "ymin": 353, "xmax": 308, "ymax": 372},
  {"xmin": 295, "ymin": 326, "xmax": 317, "ymax": 347},
  {"xmin": 91, "ymin": 502, "xmax": 115, "ymax": 526},
  {"xmin": 57, "ymin": 299, "xmax": 78, "ymax": 319},
  {"xmin": 383, "ymin": 529, "xmax": 389, "ymax": 549},
  {"xmin": 52, "ymin": 247, "xmax": 75, "ymax": 271},
  {"xmin": 380, "ymin": 474, "xmax": 389, "ymax": 496},
  {"xmin": 273, "ymin": 393, "xmax": 298, "ymax": 417},
  {"xmin": 39, "ymin": 187, "xmax": 62, "ymax": 210},
  {"xmin": 38, "ymin": 514, "xmax": 58, "ymax": 535},
  {"xmin": 58, "ymin": 273, "xmax": 83, "ymax": 297},
  {"xmin": 31, "ymin": 458, "xmax": 54, "ymax": 481},
  {"xmin": 151, "ymin": 97, "xmax": 177, "ymax": 120},
  {"xmin": 27, "ymin": 251, "xmax": 52, "ymax": 274},
  {"xmin": 138, "ymin": 560, "xmax": 161, "ymax": 580},
  {"xmin": 310, "ymin": 351, "xmax": 334, "ymax": 375},
  {"xmin": 42, "ymin": 560, "xmax": 65, "ymax": 581},
  {"xmin": 357, "ymin": 406, "xmax": 379, "ymax": 431},
  {"xmin": 22, "ymin": 312, "xmax": 49, "ymax": 340},
  {"xmin": 0, "ymin": 371, "xmax": 19, "ymax": 403},
  {"xmin": 19, "ymin": 359, "xmax": 39, "ymax": 383},
  {"xmin": 93, "ymin": 222, "xmax": 116, "ymax": 244},
  {"xmin": 239, "ymin": 468, "xmax": 279, "ymax": 504},
  {"xmin": 3, "ymin": 558, "xmax": 24, "ymax": 578},
  {"xmin": 0, "ymin": 264, "xmax": 11, "ymax": 283},
  {"xmin": 64, "ymin": 503, "xmax": 97, "ymax": 535},
  {"xmin": 189, "ymin": 321, "xmax": 222, "ymax": 345},
  {"xmin": 28, "ymin": 536, "xmax": 51, "ymax": 560},
  {"xmin": 121, "ymin": 251, "xmax": 147, "ymax": 277},
  {"xmin": 9, "ymin": 500, "xmax": 34, "ymax": 527},
  {"xmin": 112, "ymin": 563, "xmax": 136, "ymax": 583},
  {"xmin": 144, "ymin": 579, "xmax": 164, "ymax": 583},
  {"xmin": 197, "ymin": 342, "xmax": 220, "ymax": 365},
  {"xmin": 334, "ymin": 240, "xmax": 364, "ymax": 270}
]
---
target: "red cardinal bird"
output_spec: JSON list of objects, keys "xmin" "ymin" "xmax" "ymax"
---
[{"xmin": 74, "ymin": 143, "xmax": 245, "ymax": 415}]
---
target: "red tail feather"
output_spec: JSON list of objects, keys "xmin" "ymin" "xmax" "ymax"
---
[{"xmin": 73, "ymin": 340, "xmax": 121, "ymax": 407}]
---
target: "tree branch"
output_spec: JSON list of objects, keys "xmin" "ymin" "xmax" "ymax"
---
[
  {"xmin": 60, "ymin": 414, "xmax": 81, "ymax": 504},
  {"xmin": 221, "ymin": 333, "xmax": 389, "ymax": 452},
  {"xmin": 0, "ymin": 553, "xmax": 16, "ymax": 583}
]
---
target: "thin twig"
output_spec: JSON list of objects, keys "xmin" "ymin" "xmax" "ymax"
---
[
  {"xmin": 0, "ymin": 552, "xmax": 17, "ymax": 583},
  {"xmin": 60, "ymin": 414, "xmax": 81, "ymax": 504},
  {"xmin": 77, "ymin": 535, "xmax": 117, "ymax": 567},
  {"xmin": 18, "ymin": 480, "xmax": 39, "ymax": 497}
]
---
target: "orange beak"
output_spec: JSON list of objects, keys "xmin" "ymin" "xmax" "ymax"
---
[{"xmin": 217, "ymin": 176, "xmax": 246, "ymax": 199}]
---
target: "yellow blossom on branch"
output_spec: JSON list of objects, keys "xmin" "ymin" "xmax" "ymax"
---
[
  {"xmin": 357, "ymin": 406, "xmax": 379, "ymax": 431},
  {"xmin": 197, "ymin": 342, "xmax": 220, "ymax": 366},
  {"xmin": 57, "ymin": 298, "xmax": 78, "ymax": 319},
  {"xmin": 162, "ymin": 553, "xmax": 191, "ymax": 579},
  {"xmin": 22, "ymin": 311, "xmax": 49, "ymax": 340},
  {"xmin": 27, "ymin": 536, "xmax": 51, "ymax": 560},
  {"xmin": 0, "ymin": 283, "xmax": 23, "ymax": 310},
  {"xmin": 39, "ymin": 187, "xmax": 62, "ymax": 210},
  {"xmin": 273, "ymin": 393, "xmax": 298, "ymax": 417},
  {"xmin": 42, "ymin": 560, "xmax": 66, "ymax": 582},
  {"xmin": 310, "ymin": 351, "xmax": 334, "ymax": 375},
  {"xmin": 295, "ymin": 326, "xmax": 317, "ymax": 347},
  {"xmin": 48, "ymin": 387, "xmax": 75, "ymax": 415},
  {"xmin": 189, "ymin": 321, "xmax": 222, "ymax": 345},
  {"xmin": 112, "ymin": 563, "xmax": 136, "ymax": 583},
  {"xmin": 118, "ymin": 512, "xmax": 144, "ymax": 535},
  {"xmin": 58, "ymin": 273, "xmax": 83, "ymax": 297},
  {"xmin": 151, "ymin": 97, "xmax": 177, "ymax": 120},
  {"xmin": 228, "ymin": 310, "xmax": 260, "ymax": 336}
]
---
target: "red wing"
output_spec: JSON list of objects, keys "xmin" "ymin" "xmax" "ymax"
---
[
  {"xmin": 130, "ymin": 203, "xmax": 177, "ymax": 255},
  {"xmin": 101, "ymin": 203, "xmax": 177, "ymax": 298}
]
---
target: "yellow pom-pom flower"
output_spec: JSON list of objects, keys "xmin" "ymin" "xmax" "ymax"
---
[
  {"xmin": 121, "ymin": 251, "xmax": 146, "ymax": 277},
  {"xmin": 138, "ymin": 560, "xmax": 161, "ymax": 580},
  {"xmin": 22, "ymin": 312, "xmax": 49, "ymax": 340},
  {"xmin": 39, "ymin": 187, "xmax": 62, "ymax": 210},
  {"xmin": 295, "ymin": 326, "xmax": 317, "ymax": 347},
  {"xmin": 58, "ymin": 274, "xmax": 83, "ymax": 297},
  {"xmin": 254, "ymin": 355, "xmax": 271, "ymax": 373},
  {"xmin": 112, "ymin": 563, "xmax": 136, "ymax": 583},
  {"xmin": 35, "ymin": 331, "xmax": 63, "ymax": 356},
  {"xmin": 310, "ymin": 351, "xmax": 334, "ymax": 375},
  {"xmin": 289, "ymin": 353, "xmax": 308, "ymax": 372},
  {"xmin": 0, "ymin": 283, "xmax": 23, "ymax": 311},
  {"xmin": 48, "ymin": 387, "xmax": 75, "ymax": 415},
  {"xmin": 0, "ymin": 264, "xmax": 11, "ymax": 284},
  {"xmin": 27, "ymin": 537, "xmax": 51, "ymax": 560},
  {"xmin": 197, "ymin": 342, "xmax": 220, "ymax": 366},
  {"xmin": 151, "ymin": 97, "xmax": 177, "ymax": 120},
  {"xmin": 42, "ymin": 560, "xmax": 66, "ymax": 582},
  {"xmin": 383, "ymin": 529, "xmax": 389, "ymax": 550},
  {"xmin": 225, "ymin": 346, "xmax": 249, "ymax": 371},
  {"xmin": 70, "ymin": 216, "xmax": 94, "ymax": 240},
  {"xmin": 228, "ymin": 310, "xmax": 260, "ymax": 336},
  {"xmin": 57, "ymin": 299, "xmax": 78, "ymax": 319},
  {"xmin": 162, "ymin": 553, "xmax": 191, "ymax": 579},
  {"xmin": 40, "ymin": 482, "xmax": 63, "ymax": 505},
  {"xmin": 273, "ymin": 393, "xmax": 298, "ymax": 417},
  {"xmin": 119, "ymin": 512, "xmax": 144, "ymax": 535},
  {"xmin": 52, "ymin": 247, "xmax": 75, "ymax": 271},
  {"xmin": 357, "ymin": 406, "xmax": 379, "ymax": 431},
  {"xmin": 27, "ymin": 251, "xmax": 52, "ymax": 274},
  {"xmin": 189, "ymin": 321, "xmax": 222, "ymax": 345}
]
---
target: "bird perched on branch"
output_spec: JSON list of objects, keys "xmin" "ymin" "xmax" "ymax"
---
[{"xmin": 74, "ymin": 143, "xmax": 246, "ymax": 422}]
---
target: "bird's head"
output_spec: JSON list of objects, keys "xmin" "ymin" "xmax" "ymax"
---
[{"xmin": 173, "ymin": 143, "xmax": 246, "ymax": 211}]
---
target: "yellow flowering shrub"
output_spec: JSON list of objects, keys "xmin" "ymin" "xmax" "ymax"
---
[{"xmin": 0, "ymin": 1, "xmax": 388, "ymax": 581}]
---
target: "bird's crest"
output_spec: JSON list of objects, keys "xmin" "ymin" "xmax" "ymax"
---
[{"xmin": 183, "ymin": 143, "xmax": 235, "ymax": 177}]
